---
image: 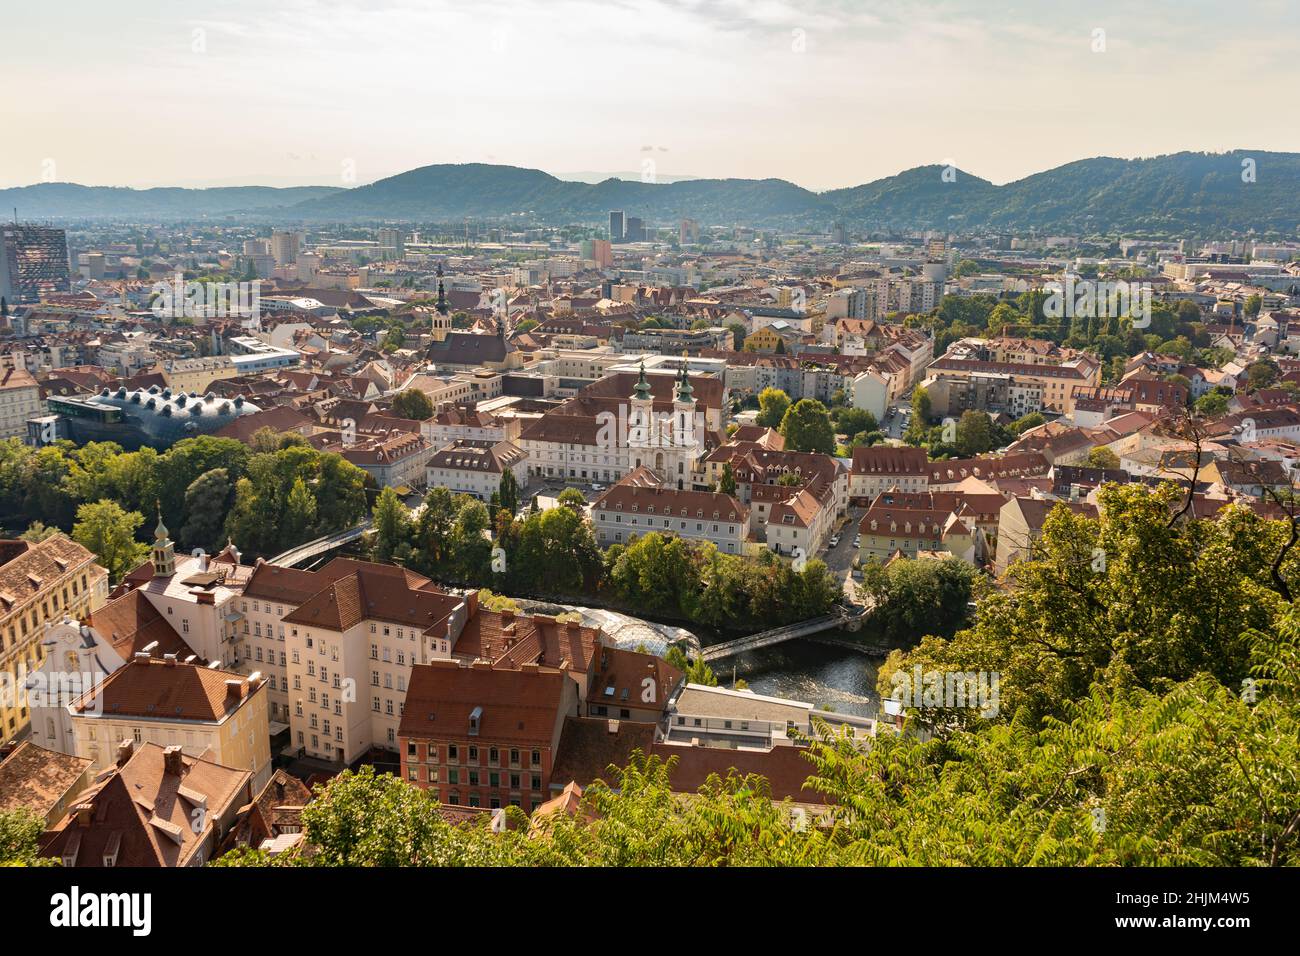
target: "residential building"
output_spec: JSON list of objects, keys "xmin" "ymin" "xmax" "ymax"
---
[
  {"xmin": 69, "ymin": 656, "xmax": 272, "ymax": 791},
  {"xmin": 398, "ymin": 660, "xmax": 574, "ymax": 812},
  {"xmin": 592, "ymin": 467, "xmax": 749, "ymax": 553},
  {"xmin": 40, "ymin": 741, "xmax": 252, "ymax": 867},
  {"xmin": 426, "ymin": 439, "xmax": 528, "ymax": 501},
  {"xmin": 0, "ymin": 535, "xmax": 109, "ymax": 746}
]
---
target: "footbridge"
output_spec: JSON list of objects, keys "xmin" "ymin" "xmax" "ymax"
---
[
  {"xmin": 269, "ymin": 521, "xmax": 372, "ymax": 568},
  {"xmin": 700, "ymin": 606, "xmax": 869, "ymax": 663}
]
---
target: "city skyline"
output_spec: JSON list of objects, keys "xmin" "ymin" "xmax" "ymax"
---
[{"xmin": 4, "ymin": 0, "xmax": 1299, "ymax": 191}]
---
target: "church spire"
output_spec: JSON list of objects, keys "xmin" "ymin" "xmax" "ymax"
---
[
  {"xmin": 675, "ymin": 354, "xmax": 694, "ymax": 404},
  {"xmin": 631, "ymin": 360, "xmax": 652, "ymax": 401},
  {"xmin": 152, "ymin": 501, "xmax": 175, "ymax": 577},
  {"xmin": 435, "ymin": 263, "xmax": 448, "ymax": 315}
]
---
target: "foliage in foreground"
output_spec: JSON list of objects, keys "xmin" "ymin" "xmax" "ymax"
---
[{"xmin": 213, "ymin": 605, "xmax": 1299, "ymax": 867}]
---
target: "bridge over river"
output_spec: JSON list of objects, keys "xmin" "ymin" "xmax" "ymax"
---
[
  {"xmin": 700, "ymin": 606, "xmax": 874, "ymax": 663},
  {"xmin": 269, "ymin": 520, "xmax": 372, "ymax": 568}
]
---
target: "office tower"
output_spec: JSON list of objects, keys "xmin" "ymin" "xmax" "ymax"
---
[
  {"xmin": 609, "ymin": 210, "xmax": 625, "ymax": 242},
  {"xmin": 78, "ymin": 252, "xmax": 106, "ymax": 280},
  {"xmin": 0, "ymin": 224, "xmax": 72, "ymax": 305},
  {"xmin": 378, "ymin": 227, "xmax": 405, "ymax": 259},
  {"xmin": 271, "ymin": 230, "xmax": 302, "ymax": 266},
  {"xmin": 591, "ymin": 239, "xmax": 613, "ymax": 269},
  {"xmin": 243, "ymin": 238, "xmax": 270, "ymax": 257},
  {"xmin": 680, "ymin": 218, "xmax": 699, "ymax": 244},
  {"xmin": 625, "ymin": 216, "xmax": 644, "ymax": 242}
]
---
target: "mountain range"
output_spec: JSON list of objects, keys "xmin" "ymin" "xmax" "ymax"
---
[{"xmin": 3, "ymin": 151, "xmax": 1298, "ymax": 234}]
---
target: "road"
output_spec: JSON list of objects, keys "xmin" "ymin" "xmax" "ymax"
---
[{"xmin": 818, "ymin": 505, "xmax": 865, "ymax": 605}]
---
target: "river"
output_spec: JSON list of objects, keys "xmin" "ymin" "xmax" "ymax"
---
[{"xmin": 707, "ymin": 633, "xmax": 884, "ymax": 718}]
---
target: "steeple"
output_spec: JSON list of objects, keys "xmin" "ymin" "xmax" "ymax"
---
[
  {"xmin": 151, "ymin": 502, "xmax": 175, "ymax": 577},
  {"xmin": 435, "ymin": 263, "xmax": 448, "ymax": 315},
  {"xmin": 674, "ymin": 356, "xmax": 694, "ymax": 404},
  {"xmin": 631, "ymin": 360, "xmax": 653, "ymax": 402}
]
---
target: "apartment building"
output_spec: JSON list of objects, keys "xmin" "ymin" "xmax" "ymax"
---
[
  {"xmin": 592, "ymin": 467, "xmax": 749, "ymax": 553},
  {"xmin": 850, "ymin": 445, "xmax": 930, "ymax": 501},
  {"xmin": 924, "ymin": 354, "xmax": 1102, "ymax": 417},
  {"xmin": 426, "ymin": 439, "xmax": 528, "ymax": 501},
  {"xmin": 398, "ymin": 660, "xmax": 573, "ymax": 813},
  {"xmin": 0, "ymin": 535, "xmax": 109, "ymax": 746},
  {"xmin": 41, "ymin": 741, "xmax": 252, "ymax": 868},
  {"xmin": 857, "ymin": 504, "xmax": 975, "ymax": 564},
  {"xmin": 0, "ymin": 367, "xmax": 42, "ymax": 439},
  {"xmin": 70, "ymin": 656, "xmax": 272, "ymax": 791}
]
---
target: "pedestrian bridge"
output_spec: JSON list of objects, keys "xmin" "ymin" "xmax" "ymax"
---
[
  {"xmin": 699, "ymin": 606, "xmax": 868, "ymax": 663},
  {"xmin": 269, "ymin": 520, "xmax": 372, "ymax": 568}
]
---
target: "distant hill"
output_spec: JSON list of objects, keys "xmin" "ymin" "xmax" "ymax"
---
[
  {"xmin": 285, "ymin": 164, "xmax": 833, "ymax": 224},
  {"xmin": 826, "ymin": 151, "xmax": 1300, "ymax": 233},
  {"xmin": 0, "ymin": 182, "xmax": 344, "ymax": 219},
  {"xmin": 6, "ymin": 151, "xmax": 1299, "ymax": 233}
]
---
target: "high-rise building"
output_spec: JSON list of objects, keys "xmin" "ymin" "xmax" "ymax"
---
[
  {"xmin": 679, "ymin": 218, "xmax": 699, "ymax": 245},
  {"xmin": 242, "ymin": 238, "xmax": 270, "ymax": 257},
  {"xmin": 378, "ymin": 227, "xmax": 405, "ymax": 259},
  {"xmin": 609, "ymin": 210, "xmax": 625, "ymax": 242},
  {"xmin": 625, "ymin": 216, "xmax": 645, "ymax": 243},
  {"xmin": 270, "ymin": 230, "xmax": 302, "ymax": 266},
  {"xmin": 0, "ymin": 224, "xmax": 72, "ymax": 305}
]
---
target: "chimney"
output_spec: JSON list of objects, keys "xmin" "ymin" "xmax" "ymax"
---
[
  {"xmin": 224, "ymin": 679, "xmax": 245, "ymax": 701},
  {"xmin": 163, "ymin": 653, "xmax": 177, "ymax": 667},
  {"xmin": 116, "ymin": 739, "xmax": 134, "ymax": 767},
  {"xmin": 163, "ymin": 745, "xmax": 184, "ymax": 776},
  {"xmin": 607, "ymin": 719, "xmax": 620, "ymax": 734},
  {"xmin": 74, "ymin": 802, "xmax": 94, "ymax": 827}
]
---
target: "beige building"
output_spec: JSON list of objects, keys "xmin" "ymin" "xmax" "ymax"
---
[
  {"xmin": 70, "ymin": 656, "xmax": 272, "ymax": 792},
  {"xmin": 994, "ymin": 497, "xmax": 1098, "ymax": 576},
  {"xmin": 0, "ymin": 535, "xmax": 109, "ymax": 746},
  {"xmin": 0, "ymin": 367, "xmax": 42, "ymax": 438},
  {"xmin": 158, "ymin": 355, "xmax": 239, "ymax": 393},
  {"xmin": 592, "ymin": 467, "xmax": 750, "ymax": 554}
]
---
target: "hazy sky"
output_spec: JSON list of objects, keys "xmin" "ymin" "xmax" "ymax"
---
[{"xmin": 4, "ymin": 0, "xmax": 1298, "ymax": 191}]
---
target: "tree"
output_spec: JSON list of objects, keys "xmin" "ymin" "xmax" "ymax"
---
[
  {"xmin": 717, "ymin": 462, "xmax": 737, "ymax": 497},
  {"xmin": 1247, "ymin": 360, "xmax": 1279, "ymax": 391},
  {"xmin": 779, "ymin": 399, "xmax": 835, "ymax": 454},
  {"xmin": 180, "ymin": 468, "xmax": 235, "ymax": 551},
  {"xmin": 1085, "ymin": 446, "xmax": 1121, "ymax": 470},
  {"xmin": 391, "ymin": 389, "xmax": 434, "ymax": 421},
  {"xmin": 904, "ymin": 386, "xmax": 932, "ymax": 446},
  {"xmin": 72, "ymin": 500, "xmax": 149, "ymax": 583},
  {"xmin": 1195, "ymin": 391, "xmax": 1229, "ymax": 417},
  {"xmin": 1245, "ymin": 293, "xmax": 1262, "ymax": 318},
  {"xmin": 19, "ymin": 521, "xmax": 59, "ymax": 543},
  {"xmin": 0, "ymin": 808, "xmax": 53, "ymax": 866},
  {"xmin": 833, "ymin": 407, "xmax": 877, "ymax": 438},
  {"xmin": 372, "ymin": 486, "xmax": 410, "ymax": 564},
  {"xmin": 283, "ymin": 476, "xmax": 319, "ymax": 547},
  {"xmin": 857, "ymin": 556, "xmax": 978, "ymax": 646},
  {"xmin": 953, "ymin": 410, "xmax": 996, "ymax": 457},
  {"xmin": 557, "ymin": 487, "xmax": 586, "ymax": 512},
  {"xmin": 755, "ymin": 388, "xmax": 791, "ymax": 429},
  {"xmin": 498, "ymin": 469, "xmax": 520, "ymax": 516}
]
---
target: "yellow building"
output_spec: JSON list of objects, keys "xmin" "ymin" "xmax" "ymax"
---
[
  {"xmin": 157, "ymin": 355, "xmax": 239, "ymax": 393},
  {"xmin": 743, "ymin": 326, "xmax": 788, "ymax": 353},
  {"xmin": 71, "ymin": 657, "xmax": 273, "ymax": 792},
  {"xmin": 0, "ymin": 534, "xmax": 109, "ymax": 745}
]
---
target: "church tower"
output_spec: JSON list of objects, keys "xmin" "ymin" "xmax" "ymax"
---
[
  {"xmin": 628, "ymin": 360, "xmax": 655, "ymax": 469},
  {"xmin": 670, "ymin": 361, "xmax": 699, "ymax": 489},
  {"xmin": 430, "ymin": 263, "xmax": 451, "ymax": 342},
  {"xmin": 151, "ymin": 505, "xmax": 176, "ymax": 578}
]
